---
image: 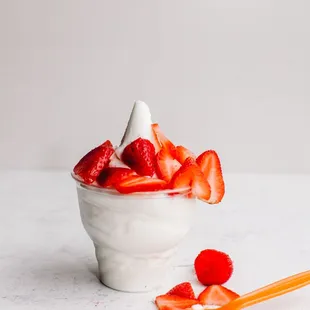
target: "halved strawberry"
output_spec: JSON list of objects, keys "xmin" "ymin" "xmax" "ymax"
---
[
  {"xmin": 156, "ymin": 149, "xmax": 181, "ymax": 183},
  {"xmin": 97, "ymin": 167, "xmax": 136, "ymax": 188},
  {"xmin": 167, "ymin": 282, "xmax": 196, "ymax": 299},
  {"xmin": 155, "ymin": 295, "xmax": 199, "ymax": 310},
  {"xmin": 115, "ymin": 175, "xmax": 167, "ymax": 194},
  {"xmin": 175, "ymin": 146, "xmax": 196, "ymax": 164},
  {"xmin": 122, "ymin": 138, "xmax": 156, "ymax": 177},
  {"xmin": 170, "ymin": 158, "xmax": 211, "ymax": 202},
  {"xmin": 198, "ymin": 285, "xmax": 239, "ymax": 307},
  {"xmin": 73, "ymin": 140, "xmax": 114, "ymax": 184},
  {"xmin": 152, "ymin": 123, "xmax": 175, "ymax": 155},
  {"xmin": 196, "ymin": 150, "xmax": 225, "ymax": 204}
]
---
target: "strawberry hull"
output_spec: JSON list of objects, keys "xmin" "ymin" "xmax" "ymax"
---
[{"xmin": 72, "ymin": 175, "xmax": 196, "ymax": 292}]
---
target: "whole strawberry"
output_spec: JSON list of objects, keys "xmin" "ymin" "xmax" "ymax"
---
[
  {"xmin": 122, "ymin": 138, "xmax": 156, "ymax": 177},
  {"xmin": 194, "ymin": 249, "xmax": 233, "ymax": 286}
]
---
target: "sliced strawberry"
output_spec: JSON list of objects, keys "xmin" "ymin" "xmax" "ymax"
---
[
  {"xmin": 73, "ymin": 141, "xmax": 114, "ymax": 184},
  {"xmin": 167, "ymin": 282, "xmax": 196, "ymax": 299},
  {"xmin": 152, "ymin": 126, "xmax": 162, "ymax": 153},
  {"xmin": 115, "ymin": 175, "xmax": 167, "ymax": 194},
  {"xmin": 97, "ymin": 167, "xmax": 136, "ymax": 188},
  {"xmin": 152, "ymin": 123, "xmax": 175, "ymax": 155},
  {"xmin": 198, "ymin": 285, "xmax": 239, "ymax": 307},
  {"xmin": 196, "ymin": 150, "xmax": 225, "ymax": 204},
  {"xmin": 156, "ymin": 149, "xmax": 181, "ymax": 183},
  {"xmin": 122, "ymin": 138, "xmax": 156, "ymax": 177},
  {"xmin": 175, "ymin": 146, "xmax": 196, "ymax": 164},
  {"xmin": 170, "ymin": 158, "xmax": 211, "ymax": 202},
  {"xmin": 155, "ymin": 295, "xmax": 199, "ymax": 310}
]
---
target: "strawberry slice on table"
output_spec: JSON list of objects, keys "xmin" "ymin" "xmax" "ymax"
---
[
  {"xmin": 97, "ymin": 167, "xmax": 136, "ymax": 188},
  {"xmin": 198, "ymin": 285, "xmax": 239, "ymax": 307},
  {"xmin": 167, "ymin": 282, "xmax": 196, "ymax": 299},
  {"xmin": 115, "ymin": 175, "xmax": 167, "ymax": 194},
  {"xmin": 196, "ymin": 150, "xmax": 225, "ymax": 204},
  {"xmin": 175, "ymin": 146, "xmax": 196, "ymax": 164},
  {"xmin": 73, "ymin": 140, "xmax": 114, "ymax": 184},
  {"xmin": 170, "ymin": 157, "xmax": 211, "ymax": 202},
  {"xmin": 155, "ymin": 295, "xmax": 200, "ymax": 310},
  {"xmin": 156, "ymin": 149, "xmax": 181, "ymax": 183},
  {"xmin": 152, "ymin": 123, "xmax": 176, "ymax": 155},
  {"xmin": 122, "ymin": 138, "xmax": 156, "ymax": 177}
]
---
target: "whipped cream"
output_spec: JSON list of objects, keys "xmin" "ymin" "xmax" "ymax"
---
[
  {"xmin": 115, "ymin": 101, "xmax": 155, "ymax": 158},
  {"xmin": 109, "ymin": 153, "xmax": 130, "ymax": 168}
]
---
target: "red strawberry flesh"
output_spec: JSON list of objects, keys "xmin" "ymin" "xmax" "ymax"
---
[
  {"xmin": 152, "ymin": 126, "xmax": 162, "ymax": 153},
  {"xmin": 196, "ymin": 150, "xmax": 225, "ymax": 204},
  {"xmin": 155, "ymin": 295, "xmax": 199, "ymax": 310},
  {"xmin": 194, "ymin": 249, "xmax": 233, "ymax": 286},
  {"xmin": 97, "ymin": 167, "xmax": 136, "ymax": 188},
  {"xmin": 170, "ymin": 158, "xmax": 211, "ymax": 201},
  {"xmin": 115, "ymin": 175, "xmax": 167, "ymax": 194},
  {"xmin": 101, "ymin": 140, "xmax": 113, "ymax": 148},
  {"xmin": 73, "ymin": 141, "xmax": 114, "ymax": 184},
  {"xmin": 152, "ymin": 123, "xmax": 176, "ymax": 155},
  {"xmin": 198, "ymin": 285, "xmax": 239, "ymax": 306},
  {"xmin": 156, "ymin": 149, "xmax": 181, "ymax": 183},
  {"xmin": 167, "ymin": 282, "xmax": 196, "ymax": 299},
  {"xmin": 175, "ymin": 145, "xmax": 196, "ymax": 164},
  {"xmin": 122, "ymin": 138, "xmax": 156, "ymax": 177}
]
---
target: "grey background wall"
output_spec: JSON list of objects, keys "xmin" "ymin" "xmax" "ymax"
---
[{"xmin": 1, "ymin": 0, "xmax": 309, "ymax": 173}]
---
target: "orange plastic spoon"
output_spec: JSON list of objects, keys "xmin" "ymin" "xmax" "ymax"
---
[{"xmin": 216, "ymin": 270, "xmax": 310, "ymax": 310}]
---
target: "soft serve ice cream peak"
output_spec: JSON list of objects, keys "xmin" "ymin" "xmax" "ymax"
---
[{"xmin": 115, "ymin": 100, "xmax": 155, "ymax": 158}]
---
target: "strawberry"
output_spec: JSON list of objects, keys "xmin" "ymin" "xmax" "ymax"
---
[
  {"xmin": 152, "ymin": 123, "xmax": 175, "ymax": 155},
  {"xmin": 152, "ymin": 125, "xmax": 162, "ymax": 153},
  {"xmin": 167, "ymin": 282, "xmax": 196, "ymax": 299},
  {"xmin": 97, "ymin": 167, "xmax": 136, "ymax": 188},
  {"xmin": 73, "ymin": 140, "xmax": 114, "ymax": 184},
  {"xmin": 115, "ymin": 175, "xmax": 167, "ymax": 194},
  {"xmin": 175, "ymin": 146, "xmax": 196, "ymax": 164},
  {"xmin": 198, "ymin": 285, "xmax": 239, "ymax": 306},
  {"xmin": 101, "ymin": 140, "xmax": 113, "ymax": 148},
  {"xmin": 155, "ymin": 295, "xmax": 199, "ymax": 310},
  {"xmin": 156, "ymin": 149, "xmax": 181, "ymax": 183},
  {"xmin": 170, "ymin": 158, "xmax": 211, "ymax": 202},
  {"xmin": 196, "ymin": 150, "xmax": 225, "ymax": 204},
  {"xmin": 122, "ymin": 138, "xmax": 156, "ymax": 177},
  {"xmin": 194, "ymin": 249, "xmax": 233, "ymax": 286}
]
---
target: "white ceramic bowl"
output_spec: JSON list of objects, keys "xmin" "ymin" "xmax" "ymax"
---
[{"xmin": 72, "ymin": 174, "xmax": 197, "ymax": 292}]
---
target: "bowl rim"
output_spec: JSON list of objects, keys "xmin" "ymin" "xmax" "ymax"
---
[{"xmin": 71, "ymin": 172, "xmax": 191, "ymax": 197}]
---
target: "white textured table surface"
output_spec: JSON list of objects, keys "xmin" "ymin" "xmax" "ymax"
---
[{"xmin": 0, "ymin": 171, "xmax": 309, "ymax": 310}]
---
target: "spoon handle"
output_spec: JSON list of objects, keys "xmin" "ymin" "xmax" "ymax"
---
[{"xmin": 223, "ymin": 270, "xmax": 310, "ymax": 309}]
